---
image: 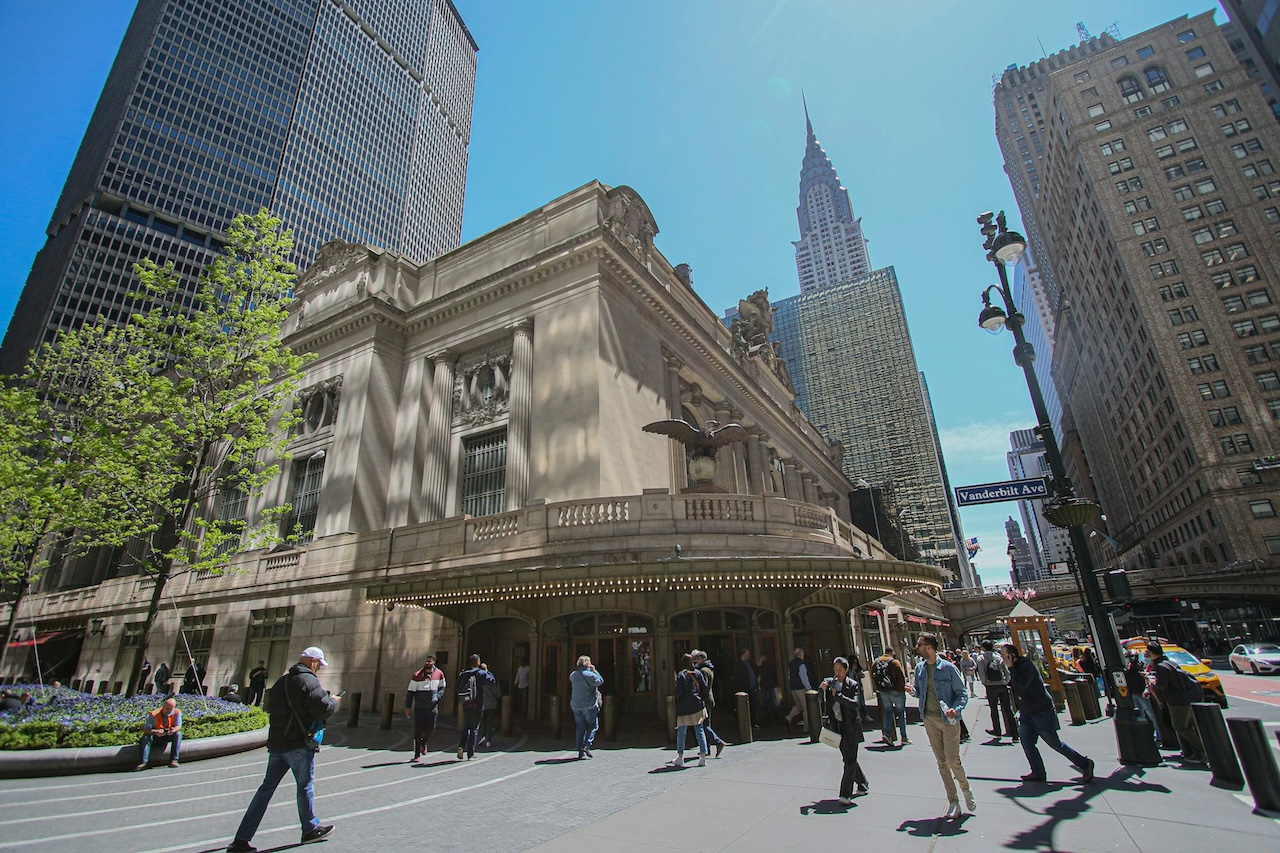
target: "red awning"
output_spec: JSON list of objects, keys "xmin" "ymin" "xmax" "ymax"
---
[
  {"xmin": 906, "ymin": 615, "xmax": 928, "ymax": 624},
  {"xmin": 6, "ymin": 630, "xmax": 80, "ymax": 649},
  {"xmin": 865, "ymin": 608, "xmax": 883, "ymax": 617}
]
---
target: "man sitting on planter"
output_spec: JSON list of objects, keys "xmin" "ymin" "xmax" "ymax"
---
[{"xmin": 135, "ymin": 696, "xmax": 182, "ymax": 770}]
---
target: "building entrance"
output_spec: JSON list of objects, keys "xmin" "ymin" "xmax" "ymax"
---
[
  {"xmin": 544, "ymin": 612, "xmax": 655, "ymax": 716},
  {"xmin": 669, "ymin": 608, "xmax": 782, "ymax": 714}
]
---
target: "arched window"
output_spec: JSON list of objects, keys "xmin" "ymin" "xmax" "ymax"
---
[
  {"xmin": 1144, "ymin": 66, "xmax": 1170, "ymax": 93},
  {"xmin": 1118, "ymin": 76, "xmax": 1144, "ymax": 103}
]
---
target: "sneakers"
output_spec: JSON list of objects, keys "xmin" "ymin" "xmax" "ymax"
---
[
  {"xmin": 856, "ymin": 783, "xmax": 869, "ymax": 796},
  {"xmin": 1080, "ymin": 758, "xmax": 1095, "ymax": 783},
  {"xmin": 133, "ymin": 763, "xmax": 147, "ymax": 771},
  {"xmin": 668, "ymin": 755, "xmax": 685, "ymax": 768},
  {"xmin": 300, "ymin": 825, "xmax": 333, "ymax": 844},
  {"xmin": 456, "ymin": 747, "xmax": 464, "ymax": 760},
  {"xmin": 1020, "ymin": 772, "xmax": 1047, "ymax": 783},
  {"xmin": 944, "ymin": 801, "xmax": 961, "ymax": 819},
  {"xmin": 963, "ymin": 789, "xmax": 976, "ymax": 812},
  {"xmin": 715, "ymin": 740, "xmax": 726, "ymax": 758},
  {"xmin": 900, "ymin": 737, "xmax": 912, "ymax": 745},
  {"xmin": 167, "ymin": 760, "xmax": 180, "ymax": 768},
  {"xmin": 226, "ymin": 841, "xmax": 257, "ymax": 853},
  {"xmin": 577, "ymin": 751, "xmax": 586, "ymax": 760},
  {"xmin": 838, "ymin": 796, "xmax": 853, "ymax": 805},
  {"xmin": 697, "ymin": 753, "xmax": 707, "ymax": 767},
  {"xmin": 584, "ymin": 748, "xmax": 593, "ymax": 758}
]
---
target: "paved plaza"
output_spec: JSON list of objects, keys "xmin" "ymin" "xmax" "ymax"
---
[{"xmin": 2, "ymin": 678, "xmax": 1279, "ymax": 853}]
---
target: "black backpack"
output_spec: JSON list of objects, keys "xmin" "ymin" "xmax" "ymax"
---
[
  {"xmin": 1164, "ymin": 661, "xmax": 1204, "ymax": 703},
  {"xmin": 984, "ymin": 653, "xmax": 1009, "ymax": 684},
  {"xmin": 872, "ymin": 659, "xmax": 894, "ymax": 692},
  {"xmin": 456, "ymin": 670, "xmax": 481, "ymax": 707}
]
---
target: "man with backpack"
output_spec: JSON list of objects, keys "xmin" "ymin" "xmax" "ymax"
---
[
  {"xmin": 1147, "ymin": 641, "xmax": 1206, "ymax": 765},
  {"xmin": 977, "ymin": 639, "xmax": 1018, "ymax": 743},
  {"xmin": 871, "ymin": 649, "xmax": 910, "ymax": 746},
  {"xmin": 455, "ymin": 654, "xmax": 495, "ymax": 760}
]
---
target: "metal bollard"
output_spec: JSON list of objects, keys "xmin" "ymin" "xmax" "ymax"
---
[
  {"xmin": 1062, "ymin": 680, "xmax": 1086, "ymax": 726},
  {"xmin": 602, "ymin": 695, "xmax": 617, "ymax": 742},
  {"xmin": 500, "ymin": 694, "xmax": 514, "ymax": 738},
  {"xmin": 381, "ymin": 693, "xmax": 395, "ymax": 730},
  {"xmin": 549, "ymin": 694, "xmax": 562, "ymax": 740},
  {"xmin": 806, "ymin": 690, "xmax": 822, "ymax": 744},
  {"xmin": 1191, "ymin": 702, "xmax": 1243, "ymax": 790},
  {"xmin": 1227, "ymin": 717, "xmax": 1280, "ymax": 813},
  {"xmin": 735, "ymin": 692, "xmax": 753, "ymax": 744},
  {"xmin": 347, "ymin": 692, "xmax": 362, "ymax": 728},
  {"xmin": 666, "ymin": 695, "xmax": 676, "ymax": 745},
  {"xmin": 1084, "ymin": 680, "xmax": 1103, "ymax": 720}
]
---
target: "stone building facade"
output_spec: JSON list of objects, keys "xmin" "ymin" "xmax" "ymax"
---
[{"xmin": 4, "ymin": 182, "xmax": 946, "ymax": 718}]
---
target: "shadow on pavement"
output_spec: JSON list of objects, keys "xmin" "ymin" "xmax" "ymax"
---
[
  {"xmin": 994, "ymin": 765, "xmax": 1170, "ymax": 850},
  {"xmin": 800, "ymin": 799, "xmax": 855, "ymax": 815},
  {"xmin": 534, "ymin": 756, "xmax": 583, "ymax": 766},
  {"xmin": 897, "ymin": 814, "xmax": 972, "ymax": 837}
]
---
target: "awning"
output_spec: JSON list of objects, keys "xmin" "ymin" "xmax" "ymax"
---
[
  {"xmin": 906, "ymin": 615, "xmax": 928, "ymax": 624},
  {"xmin": 6, "ymin": 630, "xmax": 81, "ymax": 649}
]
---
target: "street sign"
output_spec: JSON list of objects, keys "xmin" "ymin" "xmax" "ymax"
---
[
  {"xmin": 954, "ymin": 478, "xmax": 1048, "ymax": 506},
  {"xmin": 1050, "ymin": 561, "xmax": 1070, "ymax": 575}
]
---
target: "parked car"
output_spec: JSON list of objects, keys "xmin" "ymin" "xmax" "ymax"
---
[
  {"xmin": 1120, "ymin": 637, "xmax": 1228, "ymax": 708},
  {"xmin": 1229, "ymin": 643, "xmax": 1280, "ymax": 675}
]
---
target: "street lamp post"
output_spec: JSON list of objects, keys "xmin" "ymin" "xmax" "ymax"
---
[{"xmin": 974, "ymin": 211, "xmax": 1158, "ymax": 765}]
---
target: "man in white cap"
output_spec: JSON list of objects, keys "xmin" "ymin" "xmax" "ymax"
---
[{"xmin": 226, "ymin": 647, "xmax": 339, "ymax": 852}]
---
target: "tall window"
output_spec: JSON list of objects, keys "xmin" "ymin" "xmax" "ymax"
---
[
  {"xmin": 462, "ymin": 429, "xmax": 507, "ymax": 517},
  {"xmin": 172, "ymin": 614, "xmax": 217, "ymax": 690},
  {"xmin": 287, "ymin": 454, "xmax": 326, "ymax": 544},
  {"xmin": 214, "ymin": 483, "xmax": 248, "ymax": 556}
]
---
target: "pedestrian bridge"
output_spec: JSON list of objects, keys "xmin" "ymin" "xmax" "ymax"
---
[{"xmin": 942, "ymin": 559, "xmax": 1280, "ymax": 638}]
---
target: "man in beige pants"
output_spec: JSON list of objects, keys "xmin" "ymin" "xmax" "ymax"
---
[{"xmin": 909, "ymin": 633, "xmax": 975, "ymax": 819}]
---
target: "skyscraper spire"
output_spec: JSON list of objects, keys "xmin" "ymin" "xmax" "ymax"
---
[
  {"xmin": 793, "ymin": 103, "xmax": 867, "ymax": 291},
  {"xmin": 803, "ymin": 90, "xmax": 816, "ymax": 146}
]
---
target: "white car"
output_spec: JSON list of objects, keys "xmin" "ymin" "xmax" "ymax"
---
[{"xmin": 1229, "ymin": 643, "xmax": 1280, "ymax": 674}]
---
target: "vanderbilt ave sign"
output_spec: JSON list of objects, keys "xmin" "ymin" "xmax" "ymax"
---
[{"xmin": 954, "ymin": 478, "xmax": 1049, "ymax": 507}]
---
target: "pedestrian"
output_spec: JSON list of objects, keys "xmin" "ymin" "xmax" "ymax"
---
[
  {"xmin": 224, "ymin": 684, "xmax": 244, "ymax": 704},
  {"xmin": 976, "ymin": 639, "xmax": 1018, "ymax": 744},
  {"xmin": 1003, "ymin": 643, "xmax": 1094, "ymax": 784},
  {"xmin": 909, "ymin": 632, "xmax": 975, "ymax": 819},
  {"xmin": 669, "ymin": 653, "xmax": 709, "ymax": 768},
  {"xmin": 1146, "ymin": 641, "xmax": 1207, "ymax": 765},
  {"xmin": 154, "ymin": 661, "xmax": 172, "ymax": 695},
  {"xmin": 454, "ymin": 654, "xmax": 495, "ymax": 760},
  {"xmin": 823, "ymin": 656, "xmax": 869, "ymax": 804},
  {"xmin": 691, "ymin": 649, "xmax": 728, "ymax": 757},
  {"xmin": 225, "ymin": 647, "xmax": 338, "ymax": 852},
  {"xmin": 181, "ymin": 660, "xmax": 205, "ymax": 695},
  {"xmin": 134, "ymin": 696, "xmax": 182, "ymax": 770},
  {"xmin": 477, "ymin": 662, "xmax": 503, "ymax": 747},
  {"xmin": 514, "ymin": 658, "xmax": 531, "ymax": 715},
  {"xmin": 569, "ymin": 655, "xmax": 603, "ymax": 759},
  {"xmin": 405, "ymin": 655, "xmax": 446, "ymax": 762},
  {"xmin": 139, "ymin": 659, "xmax": 152, "ymax": 692},
  {"xmin": 1125, "ymin": 652, "xmax": 1161, "ymax": 742},
  {"xmin": 247, "ymin": 660, "xmax": 269, "ymax": 707},
  {"xmin": 736, "ymin": 649, "xmax": 762, "ymax": 728},
  {"xmin": 871, "ymin": 648, "xmax": 910, "ymax": 746},
  {"xmin": 959, "ymin": 650, "xmax": 977, "ymax": 697},
  {"xmin": 784, "ymin": 647, "xmax": 815, "ymax": 734},
  {"xmin": 758, "ymin": 655, "xmax": 781, "ymax": 723}
]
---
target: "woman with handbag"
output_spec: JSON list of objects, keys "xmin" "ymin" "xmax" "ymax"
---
[
  {"xmin": 822, "ymin": 656, "xmax": 869, "ymax": 804},
  {"xmin": 668, "ymin": 654, "xmax": 710, "ymax": 768}
]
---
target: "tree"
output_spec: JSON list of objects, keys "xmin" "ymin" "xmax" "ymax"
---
[{"xmin": 28, "ymin": 211, "xmax": 310, "ymax": 694}]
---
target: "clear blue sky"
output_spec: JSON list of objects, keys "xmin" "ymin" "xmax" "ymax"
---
[{"xmin": 0, "ymin": 1, "xmax": 1214, "ymax": 584}]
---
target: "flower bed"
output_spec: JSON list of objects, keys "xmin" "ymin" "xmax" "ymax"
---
[{"xmin": 0, "ymin": 684, "xmax": 267, "ymax": 750}]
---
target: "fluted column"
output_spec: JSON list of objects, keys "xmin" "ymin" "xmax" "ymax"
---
[
  {"xmin": 759, "ymin": 434, "xmax": 779, "ymax": 494},
  {"xmin": 713, "ymin": 403, "xmax": 733, "ymax": 491},
  {"xmin": 746, "ymin": 431, "xmax": 765, "ymax": 496},
  {"xmin": 506, "ymin": 320, "xmax": 534, "ymax": 511},
  {"xmin": 801, "ymin": 473, "xmax": 819, "ymax": 504},
  {"xmin": 783, "ymin": 459, "xmax": 803, "ymax": 500},
  {"xmin": 385, "ymin": 355, "xmax": 428, "ymax": 528},
  {"xmin": 664, "ymin": 352, "xmax": 685, "ymax": 491},
  {"xmin": 728, "ymin": 409, "xmax": 748, "ymax": 493},
  {"xmin": 421, "ymin": 350, "xmax": 457, "ymax": 521}
]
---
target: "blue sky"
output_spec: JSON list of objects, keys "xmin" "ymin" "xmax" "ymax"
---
[{"xmin": 0, "ymin": 1, "xmax": 1213, "ymax": 585}]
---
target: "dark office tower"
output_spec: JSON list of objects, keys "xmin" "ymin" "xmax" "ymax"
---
[
  {"xmin": 994, "ymin": 11, "xmax": 1280, "ymax": 569},
  {"xmin": 0, "ymin": 0, "xmax": 477, "ymax": 374}
]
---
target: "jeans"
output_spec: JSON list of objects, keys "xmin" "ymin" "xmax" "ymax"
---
[
  {"xmin": 1133, "ymin": 694, "xmax": 1159, "ymax": 735},
  {"xmin": 458, "ymin": 705, "xmax": 483, "ymax": 757},
  {"xmin": 880, "ymin": 691, "xmax": 907, "ymax": 741},
  {"xmin": 923, "ymin": 714, "xmax": 970, "ymax": 801},
  {"xmin": 761, "ymin": 687, "xmax": 781, "ymax": 722},
  {"xmin": 1018, "ymin": 710, "xmax": 1088, "ymax": 779},
  {"xmin": 573, "ymin": 706, "xmax": 599, "ymax": 754},
  {"xmin": 700, "ymin": 713, "xmax": 722, "ymax": 746},
  {"xmin": 234, "ymin": 748, "xmax": 319, "ymax": 841},
  {"xmin": 478, "ymin": 708, "xmax": 497, "ymax": 744},
  {"xmin": 675, "ymin": 721, "xmax": 708, "ymax": 757},
  {"xmin": 984, "ymin": 684, "xmax": 1018, "ymax": 738},
  {"xmin": 138, "ymin": 732, "xmax": 181, "ymax": 765},
  {"xmin": 412, "ymin": 709, "xmax": 437, "ymax": 757}
]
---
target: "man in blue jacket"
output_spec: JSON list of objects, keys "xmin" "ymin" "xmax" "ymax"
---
[
  {"xmin": 569, "ymin": 655, "xmax": 604, "ymax": 759},
  {"xmin": 911, "ymin": 633, "xmax": 974, "ymax": 819}
]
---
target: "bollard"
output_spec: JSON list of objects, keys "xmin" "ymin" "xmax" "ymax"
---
[
  {"xmin": 381, "ymin": 693, "xmax": 395, "ymax": 730},
  {"xmin": 1191, "ymin": 702, "xmax": 1243, "ymax": 790},
  {"xmin": 347, "ymin": 692, "xmax": 362, "ymax": 728},
  {"xmin": 602, "ymin": 695, "xmax": 617, "ymax": 742},
  {"xmin": 500, "ymin": 694, "xmax": 514, "ymax": 738},
  {"xmin": 549, "ymin": 694, "xmax": 562, "ymax": 740},
  {"xmin": 666, "ymin": 695, "xmax": 677, "ymax": 745},
  {"xmin": 1227, "ymin": 717, "xmax": 1280, "ymax": 813},
  {"xmin": 735, "ymin": 692, "xmax": 754, "ymax": 744},
  {"xmin": 1062, "ymin": 680, "xmax": 1086, "ymax": 726},
  {"xmin": 1083, "ymin": 679, "xmax": 1103, "ymax": 721},
  {"xmin": 806, "ymin": 690, "xmax": 823, "ymax": 744}
]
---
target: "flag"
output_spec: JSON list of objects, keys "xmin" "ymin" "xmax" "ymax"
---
[{"xmin": 965, "ymin": 537, "xmax": 981, "ymax": 559}]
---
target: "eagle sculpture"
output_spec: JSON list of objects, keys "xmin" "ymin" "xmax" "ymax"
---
[{"xmin": 642, "ymin": 418, "xmax": 749, "ymax": 458}]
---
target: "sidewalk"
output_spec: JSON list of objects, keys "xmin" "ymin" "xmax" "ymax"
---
[{"xmin": 529, "ymin": 698, "xmax": 1280, "ymax": 852}]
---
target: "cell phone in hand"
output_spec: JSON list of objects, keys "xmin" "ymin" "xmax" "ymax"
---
[{"xmin": 335, "ymin": 690, "xmax": 347, "ymax": 697}]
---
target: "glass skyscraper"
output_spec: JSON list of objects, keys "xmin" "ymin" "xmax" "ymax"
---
[{"xmin": 1, "ymin": 0, "xmax": 477, "ymax": 374}]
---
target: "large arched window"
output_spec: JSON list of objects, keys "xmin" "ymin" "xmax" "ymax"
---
[
  {"xmin": 1144, "ymin": 66, "xmax": 1171, "ymax": 93},
  {"xmin": 1118, "ymin": 76, "xmax": 1144, "ymax": 103}
]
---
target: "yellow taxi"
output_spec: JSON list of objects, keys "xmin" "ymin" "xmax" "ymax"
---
[{"xmin": 1121, "ymin": 637, "xmax": 1227, "ymax": 708}]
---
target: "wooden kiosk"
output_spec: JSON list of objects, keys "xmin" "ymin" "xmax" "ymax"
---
[{"xmin": 1001, "ymin": 600, "xmax": 1065, "ymax": 711}]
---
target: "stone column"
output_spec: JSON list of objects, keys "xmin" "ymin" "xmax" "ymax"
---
[
  {"xmin": 783, "ymin": 459, "xmax": 803, "ymax": 500},
  {"xmin": 385, "ymin": 355, "xmax": 428, "ymax": 528},
  {"xmin": 729, "ymin": 409, "xmax": 748, "ymax": 493},
  {"xmin": 746, "ymin": 431, "xmax": 765, "ymax": 496},
  {"xmin": 713, "ymin": 403, "xmax": 733, "ymax": 491},
  {"xmin": 506, "ymin": 320, "xmax": 534, "ymax": 512},
  {"xmin": 802, "ymin": 473, "xmax": 819, "ymax": 504},
  {"xmin": 760, "ymin": 434, "xmax": 779, "ymax": 495},
  {"xmin": 664, "ymin": 353, "xmax": 685, "ymax": 490},
  {"xmin": 421, "ymin": 350, "xmax": 457, "ymax": 521}
]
